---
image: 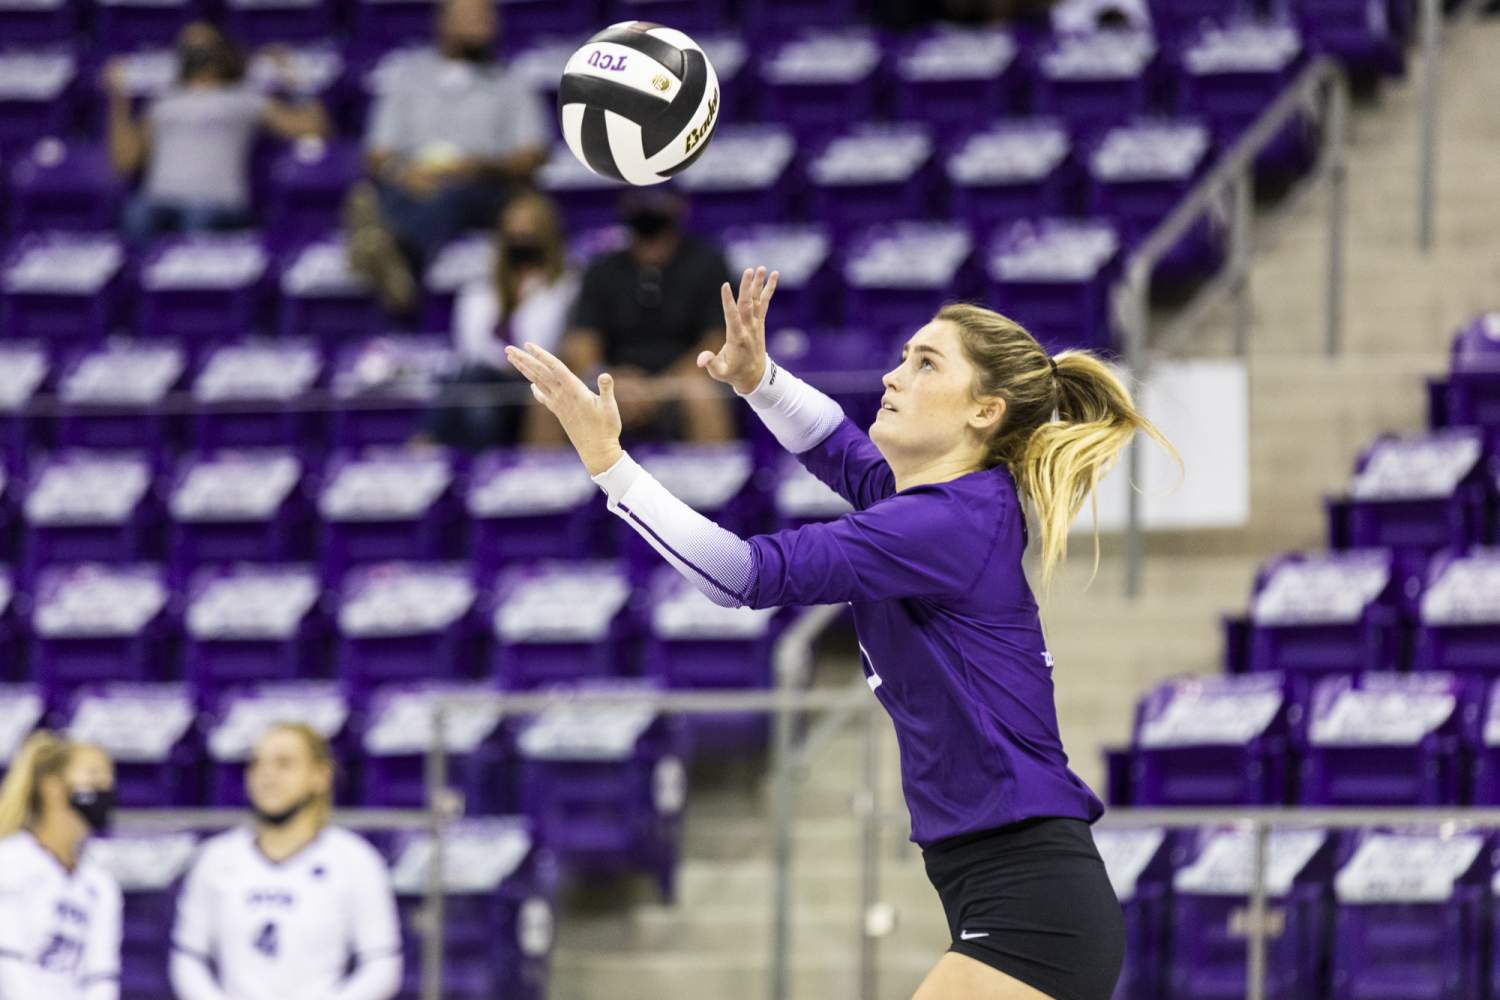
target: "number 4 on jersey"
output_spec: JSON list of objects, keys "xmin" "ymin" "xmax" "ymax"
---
[{"xmin": 254, "ymin": 921, "xmax": 279, "ymax": 958}]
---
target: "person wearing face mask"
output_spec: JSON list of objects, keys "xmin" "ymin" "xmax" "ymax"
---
[
  {"xmin": 169, "ymin": 724, "xmax": 401, "ymax": 1000},
  {"xmin": 558, "ymin": 189, "xmax": 737, "ymax": 444},
  {"xmin": 423, "ymin": 190, "xmax": 581, "ymax": 449},
  {"xmin": 104, "ymin": 22, "xmax": 329, "ymax": 243},
  {"xmin": 0, "ymin": 732, "xmax": 122, "ymax": 1000},
  {"xmin": 347, "ymin": 0, "xmax": 548, "ymax": 316}
]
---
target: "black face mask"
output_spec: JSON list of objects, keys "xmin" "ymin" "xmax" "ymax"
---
[
  {"xmin": 253, "ymin": 795, "xmax": 314, "ymax": 828},
  {"xmin": 179, "ymin": 43, "xmax": 226, "ymax": 80},
  {"xmin": 625, "ymin": 208, "xmax": 676, "ymax": 240},
  {"xmin": 450, "ymin": 42, "xmax": 494, "ymax": 65},
  {"xmin": 68, "ymin": 788, "xmax": 115, "ymax": 835},
  {"xmin": 503, "ymin": 242, "xmax": 546, "ymax": 268}
]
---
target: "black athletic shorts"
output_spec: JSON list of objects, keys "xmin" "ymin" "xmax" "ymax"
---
[{"xmin": 921, "ymin": 816, "xmax": 1126, "ymax": 1000}]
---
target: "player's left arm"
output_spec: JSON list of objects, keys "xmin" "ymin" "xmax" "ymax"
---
[
  {"xmin": 328, "ymin": 843, "xmax": 403, "ymax": 1000},
  {"xmin": 80, "ymin": 880, "xmax": 122, "ymax": 1000}
]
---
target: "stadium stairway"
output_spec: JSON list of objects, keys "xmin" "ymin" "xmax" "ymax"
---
[{"xmin": 545, "ymin": 15, "xmax": 1500, "ymax": 1000}]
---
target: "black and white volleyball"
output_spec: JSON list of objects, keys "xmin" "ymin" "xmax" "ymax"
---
[{"xmin": 558, "ymin": 22, "xmax": 721, "ymax": 186}]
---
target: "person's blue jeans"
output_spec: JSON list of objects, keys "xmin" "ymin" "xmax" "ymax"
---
[
  {"xmin": 122, "ymin": 196, "xmax": 252, "ymax": 243},
  {"xmin": 376, "ymin": 178, "xmax": 508, "ymax": 270}
]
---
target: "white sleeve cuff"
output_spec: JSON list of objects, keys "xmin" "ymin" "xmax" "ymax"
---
[
  {"xmin": 590, "ymin": 451, "xmax": 645, "ymax": 505},
  {"xmin": 734, "ymin": 358, "xmax": 845, "ymax": 455}
]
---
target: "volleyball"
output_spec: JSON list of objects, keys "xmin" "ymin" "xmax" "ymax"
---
[{"xmin": 558, "ymin": 21, "xmax": 721, "ymax": 186}]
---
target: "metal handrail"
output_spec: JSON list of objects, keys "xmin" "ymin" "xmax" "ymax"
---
[{"xmin": 1118, "ymin": 56, "xmax": 1351, "ymax": 597}]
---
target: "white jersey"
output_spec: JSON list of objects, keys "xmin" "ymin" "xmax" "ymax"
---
[
  {"xmin": 0, "ymin": 831, "xmax": 122, "ymax": 1000},
  {"xmin": 170, "ymin": 826, "xmax": 402, "ymax": 1000}
]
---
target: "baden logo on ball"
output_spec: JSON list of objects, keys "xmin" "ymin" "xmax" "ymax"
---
[{"xmin": 558, "ymin": 21, "xmax": 722, "ymax": 186}]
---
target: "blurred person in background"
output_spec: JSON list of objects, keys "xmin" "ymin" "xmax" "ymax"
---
[
  {"xmin": 170, "ymin": 723, "xmax": 401, "ymax": 1000},
  {"xmin": 106, "ymin": 22, "xmax": 329, "ymax": 243},
  {"xmin": 347, "ymin": 0, "xmax": 549, "ymax": 316},
  {"xmin": 425, "ymin": 189, "xmax": 580, "ymax": 449},
  {"xmin": 0, "ymin": 732, "xmax": 121, "ymax": 1000},
  {"xmin": 559, "ymin": 189, "xmax": 737, "ymax": 445}
]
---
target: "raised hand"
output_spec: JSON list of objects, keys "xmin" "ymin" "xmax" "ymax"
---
[
  {"xmin": 698, "ymin": 266, "xmax": 778, "ymax": 395},
  {"xmin": 503, "ymin": 342, "xmax": 624, "ymax": 476}
]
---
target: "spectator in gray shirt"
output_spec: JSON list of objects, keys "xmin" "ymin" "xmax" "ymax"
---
[
  {"xmin": 106, "ymin": 22, "xmax": 328, "ymax": 242},
  {"xmin": 345, "ymin": 0, "xmax": 548, "ymax": 316}
]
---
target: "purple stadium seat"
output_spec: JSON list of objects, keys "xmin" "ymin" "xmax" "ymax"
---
[
  {"xmin": 1443, "ymin": 313, "xmax": 1500, "ymax": 434},
  {"xmin": 168, "ymin": 450, "xmax": 312, "ymax": 581},
  {"xmin": 641, "ymin": 566, "xmax": 779, "ymax": 755},
  {"xmin": 1095, "ymin": 827, "xmax": 1172, "ymax": 1000},
  {"xmin": 1296, "ymin": 0, "xmax": 1404, "ymax": 78},
  {"xmin": 984, "ymin": 217, "xmax": 1122, "ymax": 352},
  {"xmin": 892, "ymin": 26, "xmax": 1021, "ymax": 129},
  {"xmin": 90, "ymin": 832, "xmax": 198, "ymax": 1000},
  {"xmin": 742, "ymin": 0, "xmax": 858, "ymax": 35},
  {"xmin": 772, "ymin": 458, "xmax": 852, "ymax": 531},
  {"xmin": 1129, "ymin": 672, "xmax": 1291, "ymax": 806},
  {"xmin": 490, "ymin": 560, "xmax": 634, "ymax": 689},
  {"xmin": 386, "ymin": 817, "xmax": 558, "ymax": 1000},
  {"xmin": 758, "ymin": 326, "xmax": 897, "ymax": 432},
  {"xmin": 358, "ymin": 680, "xmax": 503, "ymax": 809},
  {"xmin": 203, "ymin": 680, "xmax": 350, "ymax": 805},
  {"xmin": 183, "ymin": 563, "xmax": 325, "ymax": 704},
  {"xmin": 226, "ymin": 0, "xmax": 337, "ymax": 45},
  {"xmin": 6, "ymin": 139, "xmax": 122, "ymax": 234},
  {"xmin": 21, "ymin": 450, "xmax": 156, "ymax": 588},
  {"xmin": 1032, "ymin": 31, "xmax": 1158, "ymax": 138},
  {"xmin": 0, "ymin": 232, "xmax": 127, "ymax": 355},
  {"xmin": 1414, "ymin": 548, "xmax": 1500, "ymax": 682},
  {"xmin": 62, "ymin": 682, "xmax": 197, "ymax": 806},
  {"xmin": 0, "ymin": 571, "xmax": 17, "ymax": 680},
  {"xmin": 536, "ymin": 143, "xmax": 628, "ymax": 235},
  {"xmin": 809, "ymin": 124, "xmax": 938, "ymax": 240},
  {"xmin": 842, "ymin": 221, "xmax": 975, "ymax": 340},
  {"xmin": 191, "ymin": 339, "xmax": 324, "ymax": 451},
  {"xmin": 1326, "ymin": 430, "xmax": 1486, "ymax": 573},
  {"xmin": 421, "ymin": 233, "xmax": 493, "ymax": 333},
  {"xmin": 465, "ymin": 448, "xmax": 601, "ymax": 574},
  {"xmin": 676, "ymin": 125, "xmax": 799, "ymax": 235},
  {"xmin": 499, "ymin": 0, "xmax": 595, "ymax": 50},
  {"xmin": 0, "ymin": 343, "xmax": 49, "ymax": 471},
  {"xmin": 508, "ymin": 680, "xmax": 686, "ymax": 899},
  {"xmin": 1463, "ymin": 677, "xmax": 1500, "ymax": 804},
  {"xmin": 1244, "ymin": 549, "xmax": 1404, "ymax": 681},
  {"xmin": 329, "ymin": 336, "xmax": 457, "ymax": 448},
  {"xmin": 265, "ymin": 138, "xmax": 362, "ymax": 248},
  {"xmin": 278, "ymin": 238, "xmax": 380, "ymax": 347},
  {"xmin": 319, "ymin": 448, "xmax": 459, "ymax": 580},
  {"xmin": 721, "ymin": 224, "xmax": 833, "ymax": 331},
  {"xmin": 0, "ymin": 682, "xmax": 44, "ymax": 758},
  {"xmin": 55, "ymin": 340, "xmax": 187, "ymax": 452},
  {"xmin": 756, "ymin": 29, "xmax": 885, "ymax": 144},
  {"xmin": 615, "ymin": 444, "xmax": 759, "ymax": 585},
  {"xmin": 606, "ymin": 0, "xmax": 725, "ymax": 35},
  {"xmin": 0, "ymin": 0, "xmax": 79, "ymax": 45},
  {"xmin": 1169, "ymin": 826, "xmax": 1336, "ymax": 1000},
  {"xmin": 350, "ymin": 0, "xmax": 433, "ymax": 56},
  {"xmin": 336, "ymin": 563, "xmax": 481, "ymax": 694},
  {"xmin": 138, "ymin": 234, "xmax": 271, "ymax": 351},
  {"xmin": 1295, "ymin": 672, "xmax": 1467, "ymax": 806},
  {"xmin": 1330, "ymin": 829, "xmax": 1489, "ymax": 1000},
  {"xmin": 28, "ymin": 562, "xmax": 173, "ymax": 709},
  {"xmin": 0, "ymin": 50, "xmax": 77, "ymax": 155},
  {"xmin": 94, "ymin": 0, "xmax": 202, "ymax": 52},
  {"xmin": 946, "ymin": 120, "xmax": 1074, "ymax": 243}
]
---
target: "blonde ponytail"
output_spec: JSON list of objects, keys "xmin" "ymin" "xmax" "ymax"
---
[
  {"xmin": 0, "ymin": 731, "xmax": 73, "ymax": 837},
  {"xmin": 937, "ymin": 304, "xmax": 1182, "ymax": 595}
]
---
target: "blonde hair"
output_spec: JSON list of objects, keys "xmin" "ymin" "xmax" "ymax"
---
[
  {"xmin": 936, "ymin": 303, "xmax": 1182, "ymax": 594},
  {"xmin": 0, "ymin": 731, "xmax": 81, "ymax": 837},
  {"xmin": 258, "ymin": 723, "xmax": 336, "ymax": 829}
]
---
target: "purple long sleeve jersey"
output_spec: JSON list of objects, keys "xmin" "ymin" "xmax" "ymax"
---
[{"xmin": 592, "ymin": 361, "xmax": 1104, "ymax": 846}]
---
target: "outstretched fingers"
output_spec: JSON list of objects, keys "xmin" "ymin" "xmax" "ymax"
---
[{"xmin": 753, "ymin": 270, "xmax": 778, "ymax": 323}]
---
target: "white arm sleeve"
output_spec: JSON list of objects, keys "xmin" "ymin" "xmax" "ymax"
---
[
  {"xmin": 330, "ymin": 843, "xmax": 403, "ymax": 1000},
  {"xmin": 80, "ymin": 881, "xmax": 121, "ymax": 1000},
  {"xmin": 0, "ymin": 862, "xmax": 42, "ymax": 1000},
  {"xmin": 592, "ymin": 454, "xmax": 756, "ymax": 609},
  {"xmin": 169, "ymin": 855, "xmax": 233, "ymax": 1000},
  {"xmin": 734, "ymin": 358, "xmax": 844, "ymax": 456}
]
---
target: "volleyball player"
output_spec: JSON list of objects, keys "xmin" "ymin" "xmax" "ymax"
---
[
  {"xmin": 0, "ymin": 732, "xmax": 122, "ymax": 1000},
  {"xmin": 503, "ymin": 267, "xmax": 1180, "ymax": 1000},
  {"xmin": 170, "ymin": 723, "xmax": 402, "ymax": 1000}
]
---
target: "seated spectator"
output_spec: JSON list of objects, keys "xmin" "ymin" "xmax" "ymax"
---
[
  {"xmin": 347, "ymin": 0, "xmax": 548, "ymax": 316},
  {"xmin": 106, "ymin": 23, "xmax": 328, "ymax": 243},
  {"xmin": 559, "ymin": 191, "xmax": 737, "ymax": 445},
  {"xmin": 425, "ymin": 190, "xmax": 579, "ymax": 449}
]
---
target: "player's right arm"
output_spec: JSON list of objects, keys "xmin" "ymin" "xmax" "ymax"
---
[
  {"xmin": 0, "ymin": 852, "xmax": 42, "ymax": 999},
  {"xmin": 169, "ymin": 848, "xmax": 233, "ymax": 1000},
  {"xmin": 701, "ymin": 267, "xmax": 896, "ymax": 510}
]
